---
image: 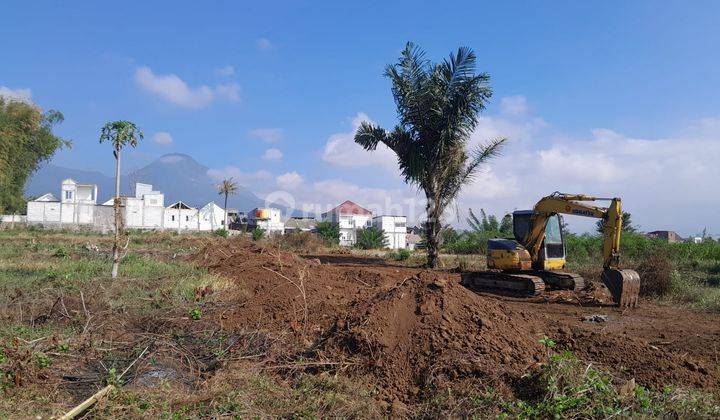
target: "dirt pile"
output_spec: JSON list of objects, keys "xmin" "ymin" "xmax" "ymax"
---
[
  {"xmin": 191, "ymin": 238, "xmax": 720, "ymax": 404},
  {"xmin": 317, "ymin": 271, "xmax": 546, "ymax": 401}
]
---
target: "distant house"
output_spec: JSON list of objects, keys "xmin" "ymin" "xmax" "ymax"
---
[
  {"xmin": 646, "ymin": 230, "xmax": 683, "ymax": 243},
  {"xmin": 406, "ymin": 233, "xmax": 422, "ymax": 251},
  {"xmin": 27, "ymin": 179, "xmax": 97, "ymax": 226},
  {"xmin": 322, "ymin": 201, "xmax": 372, "ymax": 246},
  {"xmin": 372, "ymin": 215, "xmax": 407, "ymax": 249},
  {"xmin": 284, "ymin": 216, "xmax": 317, "ymax": 233},
  {"xmin": 28, "ymin": 180, "xmax": 243, "ymax": 232},
  {"xmin": 248, "ymin": 207, "xmax": 284, "ymax": 234},
  {"xmin": 199, "ymin": 202, "xmax": 226, "ymax": 231}
]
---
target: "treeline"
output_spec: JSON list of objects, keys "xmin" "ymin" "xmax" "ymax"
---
[
  {"xmin": 0, "ymin": 98, "xmax": 69, "ymax": 213},
  {"xmin": 442, "ymin": 209, "xmax": 513, "ymax": 254}
]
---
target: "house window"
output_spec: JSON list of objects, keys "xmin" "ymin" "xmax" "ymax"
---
[
  {"xmin": 171, "ymin": 215, "xmax": 175, "ymax": 221},
  {"xmin": 185, "ymin": 216, "xmax": 189, "ymax": 222},
  {"xmin": 149, "ymin": 199, "xmax": 157, "ymax": 205},
  {"xmin": 65, "ymin": 191, "xmax": 73, "ymax": 200},
  {"xmin": 395, "ymin": 221, "xmax": 405, "ymax": 228}
]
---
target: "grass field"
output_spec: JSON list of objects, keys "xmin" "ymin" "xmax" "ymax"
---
[{"xmin": 1, "ymin": 229, "xmax": 718, "ymax": 418}]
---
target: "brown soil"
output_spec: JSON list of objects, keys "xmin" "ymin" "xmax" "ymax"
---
[{"xmin": 192, "ymin": 238, "xmax": 720, "ymax": 403}]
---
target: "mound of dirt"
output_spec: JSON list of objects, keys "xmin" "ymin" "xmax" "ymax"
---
[
  {"xmin": 191, "ymin": 238, "xmax": 720, "ymax": 405},
  {"xmin": 316, "ymin": 271, "xmax": 546, "ymax": 401}
]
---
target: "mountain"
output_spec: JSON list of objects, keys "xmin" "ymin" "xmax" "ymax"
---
[{"xmin": 27, "ymin": 153, "xmax": 267, "ymax": 211}]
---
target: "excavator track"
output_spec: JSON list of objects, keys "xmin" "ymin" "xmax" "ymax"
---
[
  {"xmin": 461, "ymin": 271, "xmax": 545, "ymax": 296},
  {"xmin": 534, "ymin": 271, "xmax": 585, "ymax": 292}
]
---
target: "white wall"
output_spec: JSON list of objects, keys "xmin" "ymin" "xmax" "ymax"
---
[
  {"xmin": 372, "ymin": 216, "xmax": 407, "ymax": 249},
  {"xmin": 198, "ymin": 203, "xmax": 225, "ymax": 231},
  {"xmin": 249, "ymin": 208, "xmax": 285, "ymax": 233}
]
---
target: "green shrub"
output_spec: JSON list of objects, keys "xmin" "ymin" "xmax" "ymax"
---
[
  {"xmin": 356, "ymin": 227, "xmax": 388, "ymax": 250},
  {"xmin": 52, "ymin": 246, "xmax": 69, "ymax": 258},
  {"xmin": 251, "ymin": 228, "xmax": 265, "ymax": 241},
  {"xmin": 315, "ymin": 221, "xmax": 340, "ymax": 246},
  {"xmin": 188, "ymin": 307, "xmax": 202, "ymax": 320},
  {"xmin": 389, "ymin": 249, "xmax": 411, "ymax": 261},
  {"xmin": 214, "ymin": 228, "xmax": 228, "ymax": 238}
]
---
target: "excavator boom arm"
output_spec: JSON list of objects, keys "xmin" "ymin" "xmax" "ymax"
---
[{"xmin": 524, "ymin": 193, "xmax": 623, "ymax": 269}]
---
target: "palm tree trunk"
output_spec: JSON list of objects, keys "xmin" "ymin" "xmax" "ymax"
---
[
  {"xmin": 425, "ymin": 195, "xmax": 442, "ymax": 268},
  {"xmin": 223, "ymin": 193, "xmax": 228, "ymax": 229},
  {"xmin": 111, "ymin": 148, "xmax": 122, "ymax": 279}
]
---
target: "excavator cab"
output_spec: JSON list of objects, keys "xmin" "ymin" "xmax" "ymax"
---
[{"xmin": 513, "ymin": 211, "xmax": 566, "ymax": 271}]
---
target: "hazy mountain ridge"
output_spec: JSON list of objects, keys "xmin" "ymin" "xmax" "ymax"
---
[{"xmin": 27, "ymin": 153, "xmax": 267, "ymax": 211}]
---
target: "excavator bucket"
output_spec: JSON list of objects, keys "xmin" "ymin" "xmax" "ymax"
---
[{"xmin": 601, "ymin": 268, "xmax": 640, "ymax": 308}]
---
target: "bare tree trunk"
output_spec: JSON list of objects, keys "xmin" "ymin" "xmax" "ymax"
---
[
  {"xmin": 223, "ymin": 193, "xmax": 228, "ymax": 229},
  {"xmin": 111, "ymin": 149, "xmax": 122, "ymax": 279},
  {"xmin": 425, "ymin": 195, "xmax": 442, "ymax": 268}
]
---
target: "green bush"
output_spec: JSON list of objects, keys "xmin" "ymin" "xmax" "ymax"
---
[
  {"xmin": 251, "ymin": 228, "xmax": 265, "ymax": 241},
  {"xmin": 315, "ymin": 221, "xmax": 340, "ymax": 246},
  {"xmin": 389, "ymin": 249, "xmax": 411, "ymax": 261},
  {"xmin": 214, "ymin": 228, "xmax": 228, "ymax": 238},
  {"xmin": 356, "ymin": 227, "xmax": 388, "ymax": 250}
]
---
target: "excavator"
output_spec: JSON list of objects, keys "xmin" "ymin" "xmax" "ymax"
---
[{"xmin": 461, "ymin": 192, "xmax": 640, "ymax": 307}]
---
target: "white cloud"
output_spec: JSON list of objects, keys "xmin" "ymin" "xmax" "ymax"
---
[
  {"xmin": 257, "ymin": 38, "xmax": 274, "ymax": 51},
  {"xmin": 276, "ymin": 171, "xmax": 303, "ymax": 190},
  {"xmin": 152, "ymin": 132, "xmax": 173, "ymax": 146},
  {"xmin": 500, "ymin": 95, "xmax": 528, "ymax": 116},
  {"xmin": 322, "ymin": 112, "xmax": 399, "ymax": 172},
  {"xmin": 0, "ymin": 86, "xmax": 32, "ymax": 102},
  {"xmin": 207, "ymin": 166, "xmax": 272, "ymax": 185},
  {"xmin": 249, "ymin": 128, "xmax": 283, "ymax": 143},
  {"xmin": 135, "ymin": 66, "xmax": 240, "ymax": 109},
  {"xmin": 215, "ymin": 83, "xmax": 240, "ymax": 101},
  {"xmin": 215, "ymin": 65, "xmax": 235, "ymax": 76},
  {"xmin": 454, "ymin": 99, "xmax": 720, "ymax": 235},
  {"xmin": 263, "ymin": 148, "xmax": 283, "ymax": 161}
]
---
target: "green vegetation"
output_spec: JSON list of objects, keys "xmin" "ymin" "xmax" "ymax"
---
[
  {"xmin": 354, "ymin": 42, "xmax": 505, "ymax": 268},
  {"xmin": 0, "ymin": 98, "xmax": 70, "ymax": 214},
  {"xmin": 0, "ymin": 230, "xmax": 718, "ymax": 417},
  {"xmin": 419, "ymin": 346, "xmax": 720, "ymax": 418},
  {"xmin": 356, "ymin": 227, "xmax": 388, "ymax": 250},
  {"xmin": 389, "ymin": 248, "xmax": 412, "ymax": 261},
  {"xmin": 251, "ymin": 228, "xmax": 265, "ymax": 241},
  {"xmin": 213, "ymin": 228, "xmax": 229, "ymax": 238},
  {"xmin": 315, "ymin": 221, "xmax": 340, "ymax": 246}
]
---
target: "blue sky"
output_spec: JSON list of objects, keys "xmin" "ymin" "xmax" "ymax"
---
[{"xmin": 2, "ymin": 1, "xmax": 719, "ymax": 234}]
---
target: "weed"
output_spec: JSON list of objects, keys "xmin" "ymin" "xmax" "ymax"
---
[
  {"xmin": 106, "ymin": 367, "xmax": 121, "ymax": 386},
  {"xmin": 214, "ymin": 229, "xmax": 228, "ymax": 238},
  {"xmin": 252, "ymin": 228, "xmax": 265, "ymax": 241},
  {"xmin": 35, "ymin": 353, "xmax": 51, "ymax": 368},
  {"xmin": 389, "ymin": 249, "xmax": 411, "ymax": 261},
  {"xmin": 52, "ymin": 246, "xmax": 69, "ymax": 258},
  {"xmin": 57, "ymin": 343, "xmax": 70, "ymax": 353},
  {"xmin": 188, "ymin": 307, "xmax": 202, "ymax": 320}
]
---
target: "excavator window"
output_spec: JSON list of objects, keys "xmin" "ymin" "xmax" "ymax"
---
[
  {"xmin": 544, "ymin": 215, "xmax": 565, "ymax": 259},
  {"xmin": 545, "ymin": 215, "xmax": 562, "ymax": 244}
]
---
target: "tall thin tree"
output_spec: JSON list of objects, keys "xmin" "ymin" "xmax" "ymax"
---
[
  {"xmin": 355, "ymin": 43, "xmax": 505, "ymax": 267},
  {"xmin": 217, "ymin": 178, "xmax": 238, "ymax": 230},
  {"xmin": 99, "ymin": 121, "xmax": 143, "ymax": 278}
]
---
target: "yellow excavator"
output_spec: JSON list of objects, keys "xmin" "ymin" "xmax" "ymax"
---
[{"xmin": 461, "ymin": 192, "xmax": 640, "ymax": 307}]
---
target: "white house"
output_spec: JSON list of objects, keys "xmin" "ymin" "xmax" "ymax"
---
[
  {"xmin": 248, "ymin": 207, "xmax": 284, "ymax": 234},
  {"xmin": 198, "ymin": 202, "xmax": 226, "ymax": 231},
  {"xmin": 27, "ymin": 179, "xmax": 97, "ymax": 226},
  {"xmin": 322, "ymin": 201, "xmax": 372, "ymax": 246},
  {"xmin": 372, "ymin": 215, "xmax": 407, "ymax": 249},
  {"xmin": 164, "ymin": 202, "xmax": 199, "ymax": 231}
]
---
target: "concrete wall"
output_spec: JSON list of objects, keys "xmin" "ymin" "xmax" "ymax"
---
[{"xmin": 372, "ymin": 216, "xmax": 407, "ymax": 249}]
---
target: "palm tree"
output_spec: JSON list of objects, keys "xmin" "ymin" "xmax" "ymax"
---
[
  {"xmin": 355, "ymin": 43, "xmax": 505, "ymax": 268},
  {"xmin": 99, "ymin": 121, "xmax": 143, "ymax": 278},
  {"xmin": 217, "ymin": 178, "xmax": 238, "ymax": 229}
]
